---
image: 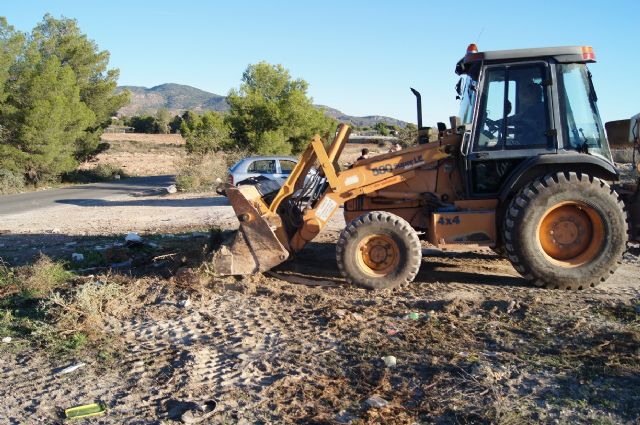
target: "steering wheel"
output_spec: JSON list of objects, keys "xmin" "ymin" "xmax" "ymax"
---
[{"xmin": 485, "ymin": 117, "xmax": 501, "ymax": 133}]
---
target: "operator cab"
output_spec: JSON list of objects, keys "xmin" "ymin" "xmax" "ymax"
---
[{"xmin": 455, "ymin": 44, "xmax": 614, "ymax": 197}]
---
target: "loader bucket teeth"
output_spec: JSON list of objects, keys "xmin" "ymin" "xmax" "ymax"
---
[{"xmin": 211, "ymin": 186, "xmax": 290, "ymax": 275}]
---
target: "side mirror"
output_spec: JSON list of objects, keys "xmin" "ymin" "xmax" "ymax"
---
[{"xmin": 455, "ymin": 78, "xmax": 463, "ymax": 96}]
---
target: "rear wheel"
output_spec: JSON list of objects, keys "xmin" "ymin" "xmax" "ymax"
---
[
  {"xmin": 336, "ymin": 211, "xmax": 422, "ymax": 289},
  {"xmin": 503, "ymin": 172, "xmax": 627, "ymax": 290}
]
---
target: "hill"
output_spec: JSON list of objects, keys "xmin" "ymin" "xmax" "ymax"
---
[
  {"xmin": 117, "ymin": 83, "xmax": 229, "ymax": 116},
  {"xmin": 117, "ymin": 84, "xmax": 408, "ymax": 128}
]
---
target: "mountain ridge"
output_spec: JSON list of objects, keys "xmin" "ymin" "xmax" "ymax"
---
[{"xmin": 116, "ymin": 83, "xmax": 409, "ymax": 128}]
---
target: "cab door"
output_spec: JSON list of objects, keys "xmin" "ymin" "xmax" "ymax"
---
[{"xmin": 466, "ymin": 62, "xmax": 556, "ymax": 197}]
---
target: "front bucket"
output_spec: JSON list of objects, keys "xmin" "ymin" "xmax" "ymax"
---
[{"xmin": 211, "ymin": 186, "xmax": 290, "ymax": 275}]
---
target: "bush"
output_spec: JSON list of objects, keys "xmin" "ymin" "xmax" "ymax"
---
[
  {"xmin": 46, "ymin": 279, "xmax": 122, "ymax": 339},
  {"xmin": 0, "ymin": 169, "xmax": 25, "ymax": 195},
  {"xmin": 175, "ymin": 150, "xmax": 249, "ymax": 192},
  {"xmin": 17, "ymin": 255, "xmax": 72, "ymax": 297},
  {"xmin": 62, "ymin": 164, "xmax": 128, "ymax": 183}
]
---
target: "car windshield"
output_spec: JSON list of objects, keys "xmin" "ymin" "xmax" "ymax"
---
[
  {"xmin": 458, "ymin": 75, "xmax": 478, "ymax": 124},
  {"xmin": 557, "ymin": 64, "xmax": 611, "ymax": 160}
]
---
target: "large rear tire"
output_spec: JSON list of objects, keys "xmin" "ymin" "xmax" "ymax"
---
[
  {"xmin": 503, "ymin": 172, "xmax": 627, "ymax": 290},
  {"xmin": 336, "ymin": 211, "xmax": 422, "ymax": 290}
]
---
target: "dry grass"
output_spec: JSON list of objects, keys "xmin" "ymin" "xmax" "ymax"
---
[
  {"xmin": 15, "ymin": 254, "xmax": 72, "ymax": 297},
  {"xmin": 101, "ymin": 132, "xmax": 185, "ymax": 145},
  {"xmin": 175, "ymin": 150, "xmax": 248, "ymax": 191}
]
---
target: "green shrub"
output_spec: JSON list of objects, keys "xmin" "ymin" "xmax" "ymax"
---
[
  {"xmin": 0, "ymin": 169, "xmax": 25, "ymax": 195},
  {"xmin": 17, "ymin": 255, "xmax": 72, "ymax": 297}
]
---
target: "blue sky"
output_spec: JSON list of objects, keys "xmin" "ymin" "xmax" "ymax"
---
[{"xmin": 4, "ymin": 0, "xmax": 639, "ymax": 124}]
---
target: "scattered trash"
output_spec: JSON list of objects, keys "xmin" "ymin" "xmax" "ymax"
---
[
  {"xmin": 2, "ymin": 336, "xmax": 12, "ymax": 343},
  {"xmin": 125, "ymin": 232, "xmax": 143, "ymax": 247},
  {"xmin": 335, "ymin": 309, "xmax": 347, "ymax": 318},
  {"xmin": 57, "ymin": 362, "xmax": 86, "ymax": 375},
  {"xmin": 405, "ymin": 312, "xmax": 421, "ymax": 320},
  {"xmin": 165, "ymin": 184, "xmax": 177, "ymax": 194},
  {"xmin": 365, "ymin": 395, "xmax": 389, "ymax": 409},
  {"xmin": 386, "ymin": 328, "xmax": 399, "ymax": 336},
  {"xmin": 180, "ymin": 400, "xmax": 217, "ymax": 424},
  {"xmin": 64, "ymin": 402, "xmax": 106, "ymax": 420},
  {"xmin": 178, "ymin": 298, "xmax": 191, "ymax": 309},
  {"xmin": 114, "ymin": 174, "xmax": 121, "ymax": 180},
  {"xmin": 50, "ymin": 228, "xmax": 61, "ymax": 234},
  {"xmin": 381, "ymin": 355, "xmax": 397, "ymax": 367},
  {"xmin": 71, "ymin": 253, "xmax": 84, "ymax": 262},
  {"xmin": 507, "ymin": 300, "xmax": 517, "ymax": 313}
]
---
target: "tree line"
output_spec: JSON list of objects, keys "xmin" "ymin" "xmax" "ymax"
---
[
  {"xmin": 120, "ymin": 62, "xmax": 338, "ymax": 156},
  {"xmin": 0, "ymin": 15, "xmax": 128, "ymax": 187}
]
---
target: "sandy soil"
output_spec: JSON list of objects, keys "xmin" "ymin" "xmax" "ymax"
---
[
  {"xmin": 0, "ymin": 136, "xmax": 638, "ymax": 423},
  {"xmin": 80, "ymin": 134, "xmax": 187, "ymax": 177},
  {"xmin": 0, "ymin": 191, "xmax": 233, "ymax": 237},
  {"xmin": 0, "ymin": 203, "xmax": 639, "ymax": 423}
]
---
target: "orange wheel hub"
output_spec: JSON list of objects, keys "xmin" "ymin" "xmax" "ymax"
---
[
  {"xmin": 356, "ymin": 234, "xmax": 400, "ymax": 276},
  {"xmin": 537, "ymin": 201, "xmax": 605, "ymax": 267}
]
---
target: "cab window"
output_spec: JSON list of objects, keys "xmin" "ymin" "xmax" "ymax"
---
[
  {"xmin": 475, "ymin": 64, "xmax": 550, "ymax": 151},
  {"xmin": 556, "ymin": 64, "xmax": 611, "ymax": 160}
]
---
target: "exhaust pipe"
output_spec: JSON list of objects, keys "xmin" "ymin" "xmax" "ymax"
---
[
  {"xmin": 411, "ymin": 88, "xmax": 430, "ymax": 144},
  {"xmin": 410, "ymin": 88, "xmax": 423, "ymax": 129}
]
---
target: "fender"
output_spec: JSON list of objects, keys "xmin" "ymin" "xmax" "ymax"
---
[{"xmin": 498, "ymin": 152, "xmax": 619, "ymax": 202}]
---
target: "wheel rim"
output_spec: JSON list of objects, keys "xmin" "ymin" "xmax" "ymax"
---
[
  {"xmin": 537, "ymin": 201, "xmax": 605, "ymax": 267},
  {"xmin": 356, "ymin": 234, "xmax": 400, "ymax": 276}
]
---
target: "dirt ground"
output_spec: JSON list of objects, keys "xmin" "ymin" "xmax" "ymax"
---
[
  {"xmin": 0, "ymin": 197, "xmax": 639, "ymax": 424},
  {"xmin": 1, "ymin": 135, "xmax": 639, "ymax": 423},
  {"xmin": 81, "ymin": 133, "xmax": 392, "ymax": 178},
  {"xmin": 80, "ymin": 134, "xmax": 187, "ymax": 177}
]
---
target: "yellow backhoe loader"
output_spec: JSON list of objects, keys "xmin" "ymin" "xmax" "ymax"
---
[{"xmin": 212, "ymin": 44, "xmax": 640, "ymax": 290}]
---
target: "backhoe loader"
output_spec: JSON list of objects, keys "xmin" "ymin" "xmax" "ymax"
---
[{"xmin": 212, "ymin": 44, "xmax": 640, "ymax": 290}]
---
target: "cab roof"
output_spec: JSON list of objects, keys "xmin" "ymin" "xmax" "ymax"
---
[{"xmin": 456, "ymin": 45, "xmax": 596, "ymax": 75}]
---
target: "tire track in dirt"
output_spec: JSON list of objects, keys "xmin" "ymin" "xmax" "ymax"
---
[{"xmin": 104, "ymin": 291, "xmax": 340, "ymax": 421}]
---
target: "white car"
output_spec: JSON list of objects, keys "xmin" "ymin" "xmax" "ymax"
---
[
  {"xmin": 226, "ymin": 156, "xmax": 298, "ymax": 187},
  {"xmin": 217, "ymin": 155, "xmax": 319, "ymax": 196}
]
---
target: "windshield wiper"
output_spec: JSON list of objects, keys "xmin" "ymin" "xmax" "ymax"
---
[
  {"xmin": 578, "ymin": 128, "xmax": 590, "ymax": 154},
  {"xmin": 587, "ymin": 71, "xmax": 598, "ymax": 102}
]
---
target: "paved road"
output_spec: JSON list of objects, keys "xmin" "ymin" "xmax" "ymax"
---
[{"xmin": 0, "ymin": 175, "xmax": 174, "ymax": 215}]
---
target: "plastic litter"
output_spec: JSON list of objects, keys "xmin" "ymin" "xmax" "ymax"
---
[
  {"xmin": 64, "ymin": 402, "xmax": 106, "ymax": 420},
  {"xmin": 71, "ymin": 253, "xmax": 84, "ymax": 262},
  {"xmin": 405, "ymin": 312, "xmax": 420, "ymax": 320},
  {"xmin": 125, "ymin": 232, "xmax": 143, "ymax": 247},
  {"xmin": 57, "ymin": 362, "xmax": 86, "ymax": 375},
  {"xmin": 165, "ymin": 184, "xmax": 177, "ymax": 194},
  {"xmin": 365, "ymin": 395, "xmax": 389, "ymax": 409},
  {"xmin": 381, "ymin": 355, "xmax": 397, "ymax": 367},
  {"xmin": 2, "ymin": 336, "xmax": 12, "ymax": 343}
]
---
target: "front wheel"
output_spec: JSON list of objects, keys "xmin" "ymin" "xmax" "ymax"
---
[
  {"xmin": 503, "ymin": 172, "xmax": 627, "ymax": 290},
  {"xmin": 336, "ymin": 211, "xmax": 422, "ymax": 290}
]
